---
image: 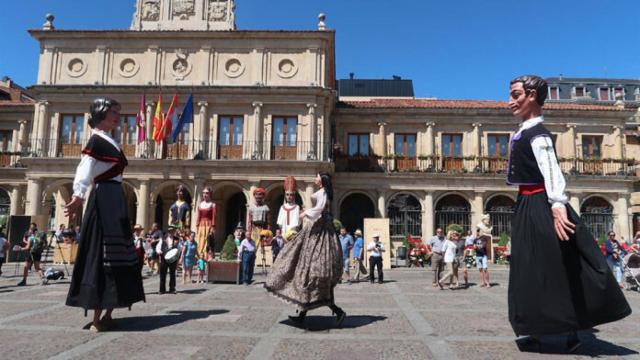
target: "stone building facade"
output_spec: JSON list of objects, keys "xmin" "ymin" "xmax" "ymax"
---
[{"xmin": 0, "ymin": 1, "xmax": 638, "ymax": 252}]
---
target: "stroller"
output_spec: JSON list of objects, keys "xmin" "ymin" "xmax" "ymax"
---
[
  {"xmin": 42, "ymin": 267, "xmax": 65, "ymax": 285},
  {"xmin": 622, "ymin": 253, "xmax": 640, "ymax": 292}
]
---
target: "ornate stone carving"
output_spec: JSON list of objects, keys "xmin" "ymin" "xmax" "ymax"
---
[
  {"xmin": 173, "ymin": 0, "xmax": 195, "ymax": 20},
  {"xmin": 66, "ymin": 58, "xmax": 87, "ymax": 78},
  {"xmin": 141, "ymin": 0, "xmax": 160, "ymax": 21},
  {"xmin": 171, "ymin": 49, "xmax": 192, "ymax": 79},
  {"xmin": 118, "ymin": 58, "xmax": 140, "ymax": 78},
  {"xmin": 277, "ymin": 59, "xmax": 298, "ymax": 79},
  {"xmin": 224, "ymin": 58, "xmax": 245, "ymax": 78},
  {"xmin": 208, "ymin": 0, "xmax": 227, "ymax": 21}
]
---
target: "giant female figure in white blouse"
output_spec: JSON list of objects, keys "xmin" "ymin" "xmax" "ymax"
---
[
  {"xmin": 265, "ymin": 172, "xmax": 346, "ymax": 327},
  {"xmin": 64, "ymin": 98, "xmax": 145, "ymax": 333}
]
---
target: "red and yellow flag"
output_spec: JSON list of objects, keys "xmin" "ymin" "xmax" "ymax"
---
[
  {"xmin": 163, "ymin": 95, "xmax": 179, "ymax": 142},
  {"xmin": 152, "ymin": 95, "xmax": 164, "ymax": 144}
]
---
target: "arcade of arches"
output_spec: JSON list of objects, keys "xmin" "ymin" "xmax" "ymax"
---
[{"xmin": 2, "ymin": 178, "xmax": 633, "ymax": 246}]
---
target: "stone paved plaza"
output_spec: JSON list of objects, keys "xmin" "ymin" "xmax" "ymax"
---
[{"xmin": 1, "ymin": 265, "xmax": 640, "ymax": 359}]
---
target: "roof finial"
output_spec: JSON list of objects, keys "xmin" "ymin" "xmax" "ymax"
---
[
  {"xmin": 318, "ymin": 13, "xmax": 326, "ymax": 31},
  {"xmin": 43, "ymin": 13, "xmax": 55, "ymax": 30}
]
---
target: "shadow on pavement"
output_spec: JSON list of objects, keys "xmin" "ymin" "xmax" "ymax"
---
[
  {"xmin": 517, "ymin": 331, "xmax": 638, "ymax": 356},
  {"xmin": 283, "ymin": 314, "xmax": 387, "ymax": 331},
  {"xmin": 107, "ymin": 309, "xmax": 230, "ymax": 331}
]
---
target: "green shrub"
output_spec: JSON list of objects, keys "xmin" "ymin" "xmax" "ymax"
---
[
  {"xmin": 446, "ymin": 224, "xmax": 463, "ymax": 234},
  {"xmin": 220, "ymin": 234, "xmax": 238, "ymax": 260},
  {"xmin": 498, "ymin": 232, "xmax": 510, "ymax": 246},
  {"xmin": 333, "ymin": 218, "xmax": 342, "ymax": 233}
]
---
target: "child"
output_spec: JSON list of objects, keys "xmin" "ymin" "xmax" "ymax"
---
[
  {"xmin": 438, "ymin": 230, "xmax": 459, "ymax": 290},
  {"xmin": 181, "ymin": 232, "xmax": 197, "ymax": 284},
  {"xmin": 238, "ymin": 231, "xmax": 256, "ymax": 285},
  {"xmin": 197, "ymin": 257, "xmax": 206, "ymax": 284}
]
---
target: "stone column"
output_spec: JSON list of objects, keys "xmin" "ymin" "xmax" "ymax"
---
[
  {"xmin": 377, "ymin": 190, "xmax": 387, "ymax": 218},
  {"xmin": 569, "ymin": 193, "xmax": 581, "ymax": 216},
  {"xmin": 472, "ymin": 122, "xmax": 482, "ymax": 157},
  {"xmin": 425, "ymin": 122, "xmax": 435, "ymax": 171},
  {"xmin": 377, "ymin": 121, "xmax": 388, "ymax": 170},
  {"xmin": 10, "ymin": 186, "xmax": 25, "ymax": 216},
  {"xmin": 33, "ymin": 100, "xmax": 49, "ymax": 156},
  {"xmin": 137, "ymin": 100, "xmax": 154, "ymax": 159},
  {"xmin": 17, "ymin": 120, "xmax": 28, "ymax": 156},
  {"xmin": 471, "ymin": 192, "xmax": 485, "ymax": 231},
  {"xmin": 10, "ymin": 129, "xmax": 19, "ymax": 165},
  {"xmin": 197, "ymin": 101, "xmax": 208, "ymax": 159},
  {"xmin": 307, "ymin": 103, "xmax": 317, "ymax": 160},
  {"xmin": 422, "ymin": 191, "xmax": 434, "ymax": 239},
  {"xmin": 303, "ymin": 182, "xmax": 314, "ymax": 211},
  {"xmin": 613, "ymin": 125, "xmax": 625, "ymax": 159},
  {"xmin": 25, "ymin": 179, "xmax": 43, "ymax": 216},
  {"xmin": 136, "ymin": 180, "xmax": 150, "ymax": 230},
  {"xmin": 566, "ymin": 124, "xmax": 577, "ymax": 159},
  {"xmin": 252, "ymin": 102, "xmax": 263, "ymax": 160},
  {"xmin": 617, "ymin": 194, "xmax": 631, "ymax": 241}
]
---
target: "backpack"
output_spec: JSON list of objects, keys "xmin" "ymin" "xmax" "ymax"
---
[{"xmin": 30, "ymin": 233, "xmax": 46, "ymax": 255}]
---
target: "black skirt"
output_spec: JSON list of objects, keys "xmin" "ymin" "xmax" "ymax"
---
[
  {"xmin": 66, "ymin": 182, "xmax": 145, "ymax": 311},
  {"xmin": 508, "ymin": 192, "xmax": 631, "ymax": 336}
]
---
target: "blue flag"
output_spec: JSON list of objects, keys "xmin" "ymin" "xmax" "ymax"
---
[{"xmin": 172, "ymin": 94, "xmax": 194, "ymax": 143}]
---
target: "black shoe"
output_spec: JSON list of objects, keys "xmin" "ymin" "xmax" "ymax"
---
[
  {"xmin": 159, "ymin": 290, "xmax": 166, "ymax": 294},
  {"xmin": 566, "ymin": 334, "xmax": 581, "ymax": 354},
  {"xmin": 17, "ymin": 280, "xmax": 26, "ymax": 286},
  {"xmin": 334, "ymin": 308, "xmax": 346, "ymax": 327}
]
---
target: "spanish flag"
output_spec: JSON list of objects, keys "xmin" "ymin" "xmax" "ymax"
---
[
  {"xmin": 152, "ymin": 95, "xmax": 164, "ymax": 144},
  {"xmin": 163, "ymin": 95, "xmax": 179, "ymax": 143}
]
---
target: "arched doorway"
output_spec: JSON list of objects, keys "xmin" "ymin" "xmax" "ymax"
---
[
  {"xmin": 435, "ymin": 194, "xmax": 471, "ymax": 234},
  {"xmin": 154, "ymin": 183, "xmax": 193, "ymax": 231},
  {"xmin": 485, "ymin": 195, "xmax": 515, "ymax": 237},
  {"xmin": 0, "ymin": 188, "xmax": 9, "ymax": 230},
  {"xmin": 266, "ymin": 187, "xmax": 304, "ymax": 232},
  {"xmin": 581, "ymin": 196, "xmax": 613, "ymax": 242},
  {"xmin": 43, "ymin": 183, "xmax": 74, "ymax": 230},
  {"xmin": 225, "ymin": 192, "xmax": 247, "ymax": 241},
  {"xmin": 340, "ymin": 193, "xmax": 375, "ymax": 233},
  {"xmin": 388, "ymin": 193, "xmax": 422, "ymax": 242}
]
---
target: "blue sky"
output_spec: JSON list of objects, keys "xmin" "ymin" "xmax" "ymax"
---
[{"xmin": 1, "ymin": 0, "xmax": 638, "ymax": 100}]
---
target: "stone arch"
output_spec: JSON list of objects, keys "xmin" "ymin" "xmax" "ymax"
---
[
  {"xmin": 580, "ymin": 195, "xmax": 614, "ymax": 241},
  {"xmin": 435, "ymin": 193, "xmax": 472, "ymax": 234},
  {"xmin": 484, "ymin": 194, "xmax": 516, "ymax": 237},
  {"xmin": 42, "ymin": 180, "xmax": 74, "ymax": 230},
  {"xmin": 340, "ymin": 192, "xmax": 376, "ymax": 234},
  {"xmin": 387, "ymin": 192, "xmax": 422, "ymax": 241},
  {"xmin": 206, "ymin": 181, "xmax": 248, "ymax": 252}
]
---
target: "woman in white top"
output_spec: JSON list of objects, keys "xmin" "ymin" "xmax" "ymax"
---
[
  {"xmin": 63, "ymin": 98, "xmax": 145, "ymax": 332},
  {"xmin": 438, "ymin": 230, "xmax": 460, "ymax": 290},
  {"xmin": 265, "ymin": 172, "xmax": 346, "ymax": 327}
]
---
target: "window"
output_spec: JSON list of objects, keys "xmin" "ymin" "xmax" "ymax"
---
[
  {"xmin": 219, "ymin": 116, "xmax": 243, "ymax": 145},
  {"xmin": 0, "ymin": 131, "xmax": 12, "ymax": 151},
  {"xmin": 395, "ymin": 134, "xmax": 416, "ymax": 157},
  {"xmin": 348, "ymin": 134, "xmax": 369, "ymax": 156},
  {"xmin": 575, "ymin": 87, "xmax": 585, "ymax": 97},
  {"xmin": 582, "ymin": 135, "xmax": 602, "ymax": 158},
  {"xmin": 599, "ymin": 88, "xmax": 610, "ymax": 101},
  {"xmin": 488, "ymin": 134, "xmax": 509, "ymax": 157},
  {"xmin": 272, "ymin": 116, "xmax": 297, "ymax": 146},
  {"xmin": 60, "ymin": 114, "xmax": 85, "ymax": 144},
  {"xmin": 549, "ymin": 87, "xmax": 559, "ymax": 100},
  {"xmin": 112, "ymin": 115, "xmax": 138, "ymax": 145},
  {"xmin": 442, "ymin": 134, "xmax": 462, "ymax": 157}
]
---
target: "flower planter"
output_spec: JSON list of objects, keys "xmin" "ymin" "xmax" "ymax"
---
[{"xmin": 208, "ymin": 260, "xmax": 240, "ymax": 284}]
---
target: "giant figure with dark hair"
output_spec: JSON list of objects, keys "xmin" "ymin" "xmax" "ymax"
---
[
  {"xmin": 507, "ymin": 76, "xmax": 630, "ymax": 352},
  {"xmin": 64, "ymin": 97, "xmax": 145, "ymax": 332},
  {"xmin": 265, "ymin": 172, "xmax": 346, "ymax": 326}
]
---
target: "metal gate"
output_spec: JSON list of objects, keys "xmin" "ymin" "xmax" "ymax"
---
[
  {"xmin": 388, "ymin": 194, "xmax": 422, "ymax": 241},
  {"xmin": 581, "ymin": 212, "xmax": 613, "ymax": 242},
  {"xmin": 435, "ymin": 206, "xmax": 471, "ymax": 235},
  {"xmin": 487, "ymin": 206, "xmax": 514, "ymax": 237}
]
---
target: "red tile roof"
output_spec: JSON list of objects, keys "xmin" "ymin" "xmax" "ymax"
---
[{"xmin": 338, "ymin": 99, "xmax": 630, "ymax": 111}]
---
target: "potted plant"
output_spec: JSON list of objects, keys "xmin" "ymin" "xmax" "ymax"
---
[{"xmin": 208, "ymin": 234, "xmax": 241, "ymax": 284}]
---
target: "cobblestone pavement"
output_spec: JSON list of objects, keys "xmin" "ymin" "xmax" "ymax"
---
[{"xmin": 1, "ymin": 265, "xmax": 640, "ymax": 359}]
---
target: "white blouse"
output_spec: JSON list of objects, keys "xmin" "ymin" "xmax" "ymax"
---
[
  {"xmin": 516, "ymin": 116, "xmax": 568, "ymax": 209},
  {"xmin": 72, "ymin": 129, "xmax": 123, "ymax": 199},
  {"xmin": 303, "ymin": 188, "xmax": 327, "ymax": 221}
]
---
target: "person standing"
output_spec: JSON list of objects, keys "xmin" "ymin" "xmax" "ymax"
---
[
  {"xmin": 427, "ymin": 228, "xmax": 445, "ymax": 287},
  {"xmin": 238, "ymin": 231, "xmax": 256, "ymax": 285},
  {"xmin": 474, "ymin": 235, "xmax": 490, "ymax": 287},
  {"xmin": 271, "ymin": 228, "xmax": 285, "ymax": 262},
  {"xmin": 438, "ymin": 230, "xmax": 459, "ymax": 289},
  {"xmin": 133, "ymin": 225, "xmax": 145, "ymax": 274},
  {"xmin": 506, "ymin": 76, "xmax": 630, "ymax": 352},
  {"xmin": 156, "ymin": 226, "xmax": 178, "ymax": 294},
  {"xmin": 265, "ymin": 172, "xmax": 346, "ymax": 327},
  {"xmin": 367, "ymin": 234, "xmax": 384, "ymax": 284},
  {"xmin": 338, "ymin": 227, "xmax": 354, "ymax": 282},
  {"xmin": 64, "ymin": 98, "xmax": 145, "ymax": 332},
  {"xmin": 605, "ymin": 231, "xmax": 626, "ymax": 288},
  {"xmin": 181, "ymin": 232, "xmax": 198, "ymax": 284},
  {"xmin": 0, "ymin": 230, "xmax": 7, "ymax": 276},
  {"xmin": 351, "ymin": 229, "xmax": 367, "ymax": 282}
]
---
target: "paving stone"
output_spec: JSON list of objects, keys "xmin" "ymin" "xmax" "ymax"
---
[
  {"xmin": 272, "ymin": 339, "xmax": 434, "ymax": 360},
  {"xmin": 0, "ymin": 329, "xmax": 97, "ymax": 360}
]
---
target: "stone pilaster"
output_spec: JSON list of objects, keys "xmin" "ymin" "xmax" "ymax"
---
[
  {"xmin": 25, "ymin": 179, "xmax": 43, "ymax": 216},
  {"xmin": 422, "ymin": 191, "xmax": 434, "ymax": 238},
  {"xmin": 307, "ymin": 103, "xmax": 317, "ymax": 160},
  {"xmin": 136, "ymin": 180, "xmax": 150, "ymax": 229},
  {"xmin": 252, "ymin": 102, "xmax": 263, "ymax": 160}
]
